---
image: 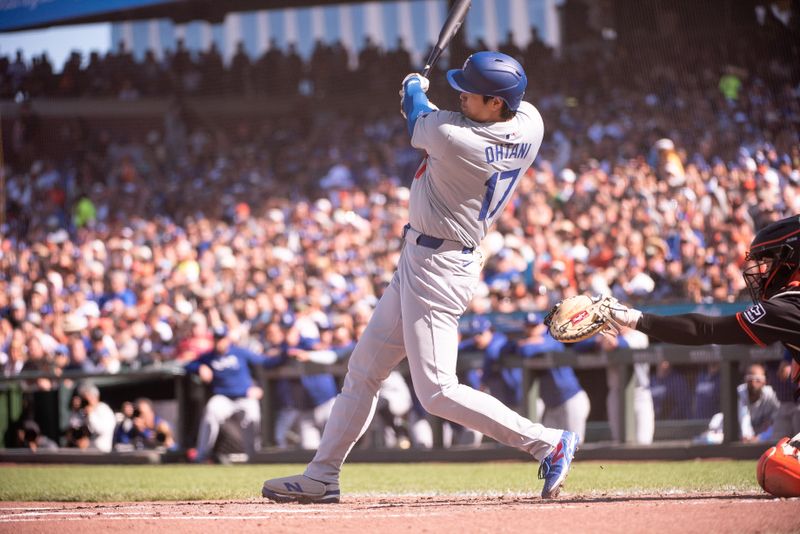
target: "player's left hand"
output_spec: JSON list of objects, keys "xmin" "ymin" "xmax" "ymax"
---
[
  {"xmin": 400, "ymin": 73, "xmax": 428, "ymax": 119},
  {"xmin": 399, "ymin": 74, "xmax": 438, "ymax": 120},
  {"xmin": 402, "ymin": 73, "xmax": 430, "ymax": 94}
]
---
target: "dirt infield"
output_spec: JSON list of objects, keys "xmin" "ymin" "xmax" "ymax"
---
[{"xmin": 1, "ymin": 493, "xmax": 797, "ymax": 533}]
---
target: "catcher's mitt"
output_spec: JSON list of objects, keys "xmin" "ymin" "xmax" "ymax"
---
[{"xmin": 543, "ymin": 294, "xmax": 618, "ymax": 343}]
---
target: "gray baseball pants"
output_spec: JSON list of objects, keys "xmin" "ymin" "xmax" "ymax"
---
[{"xmin": 304, "ymin": 234, "xmax": 562, "ymax": 484}]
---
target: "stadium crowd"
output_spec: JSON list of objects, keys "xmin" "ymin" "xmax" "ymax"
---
[{"xmin": 1, "ymin": 14, "xmax": 799, "ymax": 449}]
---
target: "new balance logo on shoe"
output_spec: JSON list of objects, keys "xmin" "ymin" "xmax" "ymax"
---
[
  {"xmin": 284, "ymin": 482, "xmax": 303, "ymax": 492},
  {"xmin": 263, "ymin": 474, "xmax": 341, "ymax": 504}
]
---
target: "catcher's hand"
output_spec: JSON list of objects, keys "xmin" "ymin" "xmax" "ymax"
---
[{"xmin": 544, "ymin": 295, "xmax": 640, "ymax": 343}]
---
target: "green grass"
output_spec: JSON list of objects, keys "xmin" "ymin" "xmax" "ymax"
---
[{"xmin": 0, "ymin": 461, "xmax": 759, "ymax": 502}]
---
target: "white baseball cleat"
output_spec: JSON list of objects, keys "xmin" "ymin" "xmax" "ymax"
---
[{"xmin": 262, "ymin": 474, "xmax": 340, "ymax": 504}]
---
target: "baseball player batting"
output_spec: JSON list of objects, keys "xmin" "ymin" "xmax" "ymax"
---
[{"xmin": 262, "ymin": 51, "xmax": 577, "ymax": 504}]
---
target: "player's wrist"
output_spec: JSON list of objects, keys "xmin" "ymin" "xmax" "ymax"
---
[
  {"xmin": 607, "ymin": 299, "xmax": 641, "ymax": 329},
  {"xmin": 404, "ymin": 80, "xmax": 422, "ymax": 96},
  {"xmin": 626, "ymin": 308, "xmax": 642, "ymax": 329}
]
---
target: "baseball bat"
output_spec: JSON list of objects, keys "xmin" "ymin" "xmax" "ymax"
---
[{"xmin": 421, "ymin": 0, "xmax": 472, "ymax": 78}]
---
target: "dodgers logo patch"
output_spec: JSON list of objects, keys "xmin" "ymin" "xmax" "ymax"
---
[{"xmin": 743, "ymin": 303, "xmax": 766, "ymax": 324}]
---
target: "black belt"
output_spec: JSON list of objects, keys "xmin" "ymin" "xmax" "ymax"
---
[{"xmin": 403, "ymin": 223, "xmax": 474, "ymax": 254}]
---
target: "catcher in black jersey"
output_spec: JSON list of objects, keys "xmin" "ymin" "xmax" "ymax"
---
[
  {"xmin": 609, "ymin": 214, "xmax": 800, "ymax": 403},
  {"xmin": 606, "ymin": 214, "xmax": 800, "ymax": 497}
]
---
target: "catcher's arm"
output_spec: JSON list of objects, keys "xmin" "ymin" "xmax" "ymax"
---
[{"xmin": 636, "ymin": 313, "xmax": 751, "ymax": 345}]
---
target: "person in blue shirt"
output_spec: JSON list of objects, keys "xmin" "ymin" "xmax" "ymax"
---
[
  {"xmin": 650, "ymin": 361, "xmax": 691, "ymax": 420},
  {"xmin": 274, "ymin": 323, "xmax": 345, "ymax": 449},
  {"xmin": 185, "ymin": 325, "xmax": 286, "ymax": 462},
  {"xmin": 98, "ymin": 270, "xmax": 137, "ymax": 311},
  {"xmin": 693, "ymin": 363, "xmax": 721, "ymax": 420},
  {"xmin": 449, "ymin": 315, "xmax": 506, "ymax": 447},
  {"xmin": 458, "ymin": 316, "xmax": 519, "ymax": 408},
  {"xmin": 771, "ymin": 351, "xmax": 800, "ymax": 440},
  {"xmin": 516, "ymin": 312, "xmax": 591, "ymax": 444}
]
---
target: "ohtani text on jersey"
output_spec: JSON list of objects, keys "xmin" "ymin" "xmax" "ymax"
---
[{"xmin": 484, "ymin": 143, "xmax": 533, "ymax": 163}]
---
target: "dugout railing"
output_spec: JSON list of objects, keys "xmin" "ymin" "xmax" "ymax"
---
[{"xmin": 0, "ymin": 343, "xmax": 785, "ymax": 454}]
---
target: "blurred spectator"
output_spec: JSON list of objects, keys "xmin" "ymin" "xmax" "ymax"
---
[
  {"xmin": 719, "ymin": 68, "xmax": 743, "ymax": 102},
  {"xmin": 64, "ymin": 381, "xmax": 116, "ymax": 452},
  {"xmin": 650, "ymin": 361, "xmax": 692, "ymax": 420},
  {"xmin": 176, "ymin": 313, "xmax": 214, "ymax": 362},
  {"xmin": 185, "ymin": 325, "xmax": 285, "ymax": 462},
  {"xmin": 459, "ymin": 316, "xmax": 518, "ymax": 408},
  {"xmin": 738, "ymin": 363, "xmax": 780, "ymax": 442},
  {"xmin": 516, "ymin": 312, "xmax": 590, "ymax": 444},
  {"xmin": 1, "ymin": 332, "xmax": 27, "ymax": 377},
  {"xmin": 274, "ymin": 322, "xmax": 342, "ymax": 449},
  {"xmin": 85, "ymin": 326, "xmax": 120, "ymax": 374},
  {"xmin": 697, "ymin": 363, "xmax": 781, "ymax": 444},
  {"xmin": 20, "ymin": 334, "xmax": 58, "ymax": 391},
  {"xmin": 99, "ymin": 270, "xmax": 137, "ymax": 310},
  {"xmin": 9, "ymin": 100, "xmax": 41, "ymax": 170},
  {"xmin": 653, "ymin": 138, "xmax": 686, "ymax": 187},
  {"xmin": 770, "ymin": 353, "xmax": 800, "ymax": 440},
  {"xmin": 357, "ymin": 370, "xmax": 414, "ymax": 449},
  {"xmin": 10, "ymin": 420, "xmax": 58, "ymax": 451},
  {"xmin": 693, "ymin": 363, "xmax": 721, "ymax": 420},
  {"xmin": 114, "ymin": 397, "xmax": 176, "ymax": 451},
  {"xmin": 573, "ymin": 329, "xmax": 654, "ymax": 444}
]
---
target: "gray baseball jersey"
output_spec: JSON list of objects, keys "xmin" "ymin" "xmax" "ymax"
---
[
  {"xmin": 301, "ymin": 100, "xmax": 563, "ymax": 487},
  {"xmin": 409, "ymin": 100, "xmax": 544, "ymax": 248}
]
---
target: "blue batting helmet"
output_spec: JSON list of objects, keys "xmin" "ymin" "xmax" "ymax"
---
[{"xmin": 447, "ymin": 51, "xmax": 527, "ymax": 111}]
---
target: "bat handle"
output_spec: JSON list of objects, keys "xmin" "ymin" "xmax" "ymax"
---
[{"xmin": 421, "ymin": 46, "xmax": 443, "ymax": 80}]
